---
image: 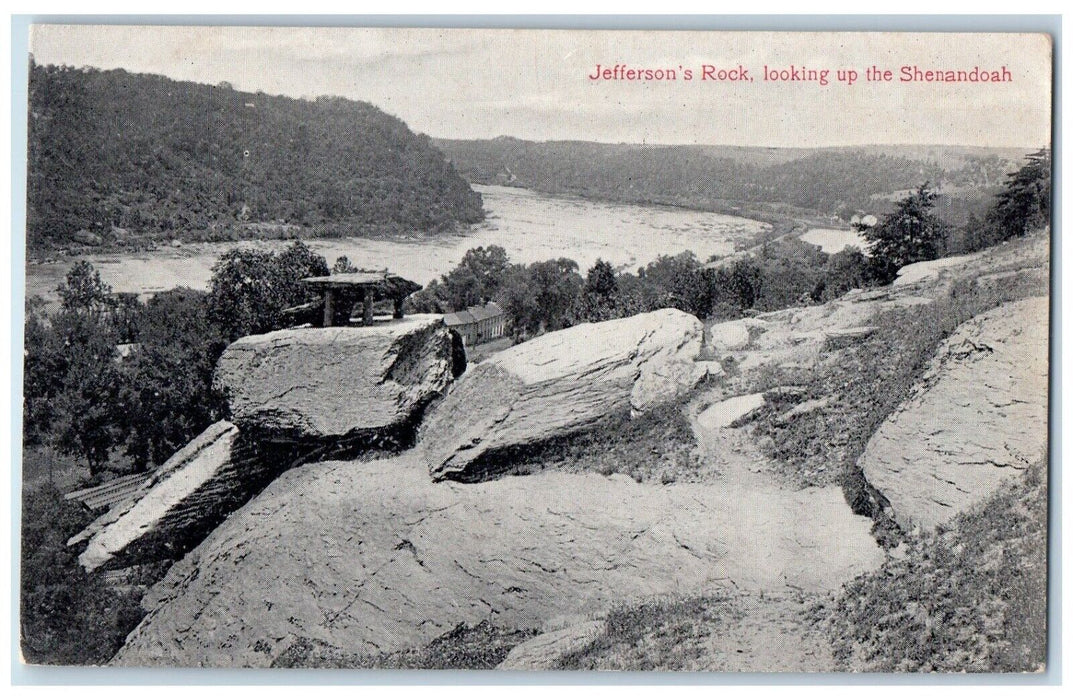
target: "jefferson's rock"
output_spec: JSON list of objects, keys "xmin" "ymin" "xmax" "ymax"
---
[
  {"xmin": 420, "ymin": 309, "xmax": 706, "ymax": 482},
  {"xmin": 214, "ymin": 315, "xmax": 464, "ymax": 440},
  {"xmin": 859, "ymin": 296, "xmax": 1048, "ymax": 530},
  {"xmin": 76, "ymin": 421, "xmax": 294, "ymax": 571}
]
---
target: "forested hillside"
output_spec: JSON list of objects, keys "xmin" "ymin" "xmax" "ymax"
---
[
  {"xmin": 27, "ymin": 61, "xmax": 484, "ymax": 253},
  {"xmin": 435, "ymin": 137, "xmax": 1025, "ymax": 225}
]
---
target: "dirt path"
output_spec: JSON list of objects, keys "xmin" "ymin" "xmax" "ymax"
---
[
  {"xmin": 553, "ymin": 592, "xmax": 836, "ymax": 672},
  {"xmin": 686, "ymin": 594, "xmax": 836, "ymax": 672}
]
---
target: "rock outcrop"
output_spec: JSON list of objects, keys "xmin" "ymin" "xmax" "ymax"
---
[
  {"xmin": 697, "ymin": 393, "xmax": 766, "ymax": 430},
  {"xmin": 707, "ymin": 319, "xmax": 752, "ymax": 352},
  {"xmin": 859, "ymin": 296, "xmax": 1049, "ymax": 530},
  {"xmin": 76, "ymin": 421, "xmax": 298, "ymax": 571},
  {"xmin": 214, "ymin": 315, "xmax": 464, "ymax": 441},
  {"xmin": 420, "ymin": 309, "xmax": 706, "ymax": 481},
  {"xmin": 497, "ymin": 620, "xmax": 605, "ymax": 670},
  {"xmin": 112, "ymin": 455, "xmax": 883, "ymax": 668}
]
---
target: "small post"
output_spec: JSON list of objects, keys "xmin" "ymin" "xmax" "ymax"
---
[
  {"xmin": 322, "ymin": 289, "xmax": 335, "ymax": 327},
  {"xmin": 363, "ymin": 288, "xmax": 374, "ymax": 325}
]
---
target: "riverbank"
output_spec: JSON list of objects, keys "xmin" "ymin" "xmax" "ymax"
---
[{"xmin": 25, "ymin": 185, "xmax": 769, "ymax": 304}]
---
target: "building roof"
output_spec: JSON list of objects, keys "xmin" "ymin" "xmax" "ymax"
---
[
  {"xmin": 65, "ymin": 473, "xmax": 151, "ymax": 512},
  {"xmin": 443, "ymin": 310, "xmax": 476, "ymax": 326},
  {"xmin": 443, "ymin": 302, "xmax": 504, "ymax": 327},
  {"xmin": 469, "ymin": 302, "xmax": 504, "ymax": 322}
]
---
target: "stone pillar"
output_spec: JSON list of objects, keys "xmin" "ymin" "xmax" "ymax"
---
[
  {"xmin": 393, "ymin": 296, "xmax": 405, "ymax": 319},
  {"xmin": 322, "ymin": 289, "xmax": 334, "ymax": 327},
  {"xmin": 363, "ymin": 288, "xmax": 375, "ymax": 325}
]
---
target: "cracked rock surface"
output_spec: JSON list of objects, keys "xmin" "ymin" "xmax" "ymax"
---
[
  {"xmin": 112, "ymin": 454, "xmax": 881, "ymax": 667},
  {"xmin": 420, "ymin": 309, "xmax": 706, "ymax": 481},
  {"xmin": 859, "ymin": 296, "xmax": 1049, "ymax": 530},
  {"xmin": 214, "ymin": 315, "xmax": 463, "ymax": 440}
]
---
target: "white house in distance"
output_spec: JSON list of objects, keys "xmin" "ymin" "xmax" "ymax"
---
[{"xmin": 443, "ymin": 302, "xmax": 507, "ymax": 347}]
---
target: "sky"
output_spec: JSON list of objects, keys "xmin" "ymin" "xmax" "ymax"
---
[{"xmin": 29, "ymin": 26, "xmax": 1053, "ymax": 148}]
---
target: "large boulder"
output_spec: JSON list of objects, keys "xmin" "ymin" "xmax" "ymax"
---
[
  {"xmin": 420, "ymin": 309, "xmax": 707, "ymax": 482},
  {"xmin": 75, "ymin": 421, "xmax": 299, "ymax": 571},
  {"xmin": 859, "ymin": 296, "xmax": 1049, "ymax": 531},
  {"xmin": 112, "ymin": 455, "xmax": 882, "ymax": 668},
  {"xmin": 214, "ymin": 315, "xmax": 464, "ymax": 441}
]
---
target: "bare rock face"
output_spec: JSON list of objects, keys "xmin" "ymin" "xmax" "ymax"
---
[
  {"xmin": 112, "ymin": 455, "xmax": 882, "ymax": 668},
  {"xmin": 707, "ymin": 319, "xmax": 752, "ymax": 352},
  {"xmin": 859, "ymin": 296, "xmax": 1049, "ymax": 531},
  {"xmin": 497, "ymin": 620, "xmax": 605, "ymax": 670},
  {"xmin": 214, "ymin": 315, "xmax": 464, "ymax": 441},
  {"xmin": 76, "ymin": 421, "xmax": 298, "ymax": 571},
  {"xmin": 420, "ymin": 309, "xmax": 706, "ymax": 482}
]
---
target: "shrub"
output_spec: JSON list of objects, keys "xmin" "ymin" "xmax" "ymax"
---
[
  {"xmin": 207, "ymin": 240, "xmax": 328, "ymax": 340},
  {"xmin": 20, "ymin": 485, "xmax": 146, "ymax": 665}
]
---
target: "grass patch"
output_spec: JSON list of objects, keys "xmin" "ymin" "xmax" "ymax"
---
[
  {"xmin": 824, "ymin": 458, "xmax": 1048, "ymax": 672},
  {"xmin": 750, "ymin": 269, "xmax": 1047, "ymax": 534},
  {"xmin": 555, "ymin": 595, "xmax": 737, "ymax": 671},
  {"xmin": 273, "ymin": 621, "xmax": 537, "ymax": 669}
]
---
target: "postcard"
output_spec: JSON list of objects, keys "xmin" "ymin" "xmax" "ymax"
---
[{"xmin": 18, "ymin": 25, "xmax": 1052, "ymax": 673}]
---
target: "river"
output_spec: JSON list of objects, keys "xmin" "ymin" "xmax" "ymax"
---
[{"xmin": 25, "ymin": 185, "xmax": 769, "ymax": 303}]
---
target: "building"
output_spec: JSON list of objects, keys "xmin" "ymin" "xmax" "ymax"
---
[{"xmin": 443, "ymin": 302, "xmax": 507, "ymax": 346}]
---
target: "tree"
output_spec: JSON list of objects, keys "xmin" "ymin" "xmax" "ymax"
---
[
  {"xmin": 123, "ymin": 289, "xmax": 228, "ymax": 469},
  {"xmin": 23, "ymin": 301, "xmax": 64, "ymax": 446},
  {"xmin": 439, "ymin": 245, "xmax": 512, "ymax": 310},
  {"xmin": 638, "ymin": 252, "xmax": 710, "ymax": 317},
  {"xmin": 709, "ymin": 259, "xmax": 762, "ymax": 315},
  {"xmin": 584, "ymin": 259, "xmax": 618, "ymax": 299},
  {"xmin": 818, "ymin": 247, "xmax": 874, "ymax": 301},
  {"xmin": 861, "ymin": 183, "xmax": 949, "ymax": 284},
  {"xmin": 207, "ymin": 241, "xmax": 328, "ymax": 340},
  {"xmin": 573, "ymin": 259, "xmax": 620, "ymax": 323},
  {"xmin": 58, "ymin": 260, "xmax": 114, "ymax": 317},
  {"xmin": 496, "ymin": 259, "xmax": 583, "ymax": 337},
  {"xmin": 25, "ymin": 263, "xmax": 125, "ymax": 473},
  {"xmin": 524, "ymin": 258, "xmax": 583, "ymax": 333},
  {"xmin": 46, "ymin": 309, "xmax": 123, "ymax": 473},
  {"xmin": 332, "ymin": 255, "xmax": 358, "ymax": 274},
  {"xmin": 985, "ymin": 148, "xmax": 1051, "ymax": 241}
]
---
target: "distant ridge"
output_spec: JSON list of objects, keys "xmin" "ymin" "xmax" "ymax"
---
[
  {"xmin": 435, "ymin": 136, "xmax": 1029, "ymax": 225},
  {"xmin": 27, "ymin": 62, "xmax": 484, "ymax": 252}
]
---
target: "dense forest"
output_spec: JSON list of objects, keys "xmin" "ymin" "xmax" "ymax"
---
[
  {"xmin": 435, "ymin": 137, "xmax": 1026, "ymax": 226},
  {"xmin": 26, "ymin": 61, "xmax": 484, "ymax": 254}
]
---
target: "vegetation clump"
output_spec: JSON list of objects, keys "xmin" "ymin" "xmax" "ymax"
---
[
  {"xmin": 20, "ymin": 485, "xmax": 150, "ymax": 665},
  {"xmin": 272, "ymin": 621, "xmax": 537, "ymax": 669},
  {"xmin": 826, "ymin": 459, "xmax": 1047, "ymax": 672}
]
